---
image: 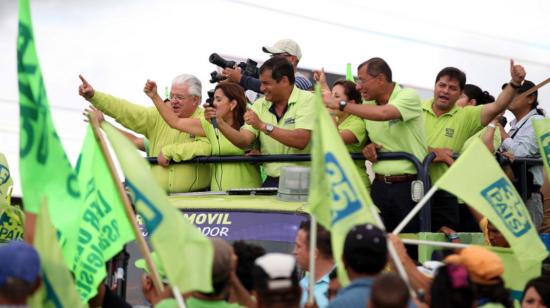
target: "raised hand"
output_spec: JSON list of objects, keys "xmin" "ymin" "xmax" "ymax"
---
[
  {"xmin": 78, "ymin": 74, "xmax": 95, "ymax": 100},
  {"xmin": 313, "ymin": 68, "xmax": 329, "ymax": 91},
  {"xmin": 244, "ymin": 109, "xmax": 264, "ymax": 131},
  {"xmin": 510, "ymin": 59, "xmax": 526, "ymax": 85},
  {"xmin": 83, "ymin": 106, "xmax": 104, "ymax": 123},
  {"xmin": 143, "ymin": 79, "xmax": 158, "ymax": 99}
]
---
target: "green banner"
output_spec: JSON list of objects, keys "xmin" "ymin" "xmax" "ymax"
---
[
  {"xmin": 17, "ymin": 0, "xmax": 81, "ymax": 234},
  {"xmin": 29, "ymin": 203, "xmax": 85, "ymax": 308},
  {"xmin": 436, "ymin": 138, "xmax": 548, "ymax": 269},
  {"xmin": 102, "ymin": 122, "xmax": 214, "ymax": 294},
  {"xmin": 308, "ymin": 85, "xmax": 378, "ymax": 285},
  {"xmin": 0, "ymin": 153, "xmax": 14, "ymax": 206},
  {"xmin": 62, "ymin": 126, "xmax": 135, "ymax": 301}
]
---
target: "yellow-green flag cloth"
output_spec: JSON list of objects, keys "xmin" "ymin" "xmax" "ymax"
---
[
  {"xmin": 533, "ymin": 118, "xmax": 550, "ymax": 185},
  {"xmin": 18, "ymin": 0, "xmax": 81, "ymax": 233},
  {"xmin": 29, "ymin": 203, "xmax": 85, "ymax": 308},
  {"xmin": 0, "ymin": 153, "xmax": 14, "ymax": 206},
  {"xmin": 308, "ymin": 85, "xmax": 378, "ymax": 285},
  {"xmin": 436, "ymin": 138, "xmax": 548, "ymax": 269},
  {"xmin": 61, "ymin": 126, "xmax": 135, "ymax": 301},
  {"xmin": 346, "ymin": 63, "xmax": 354, "ymax": 82},
  {"xmin": 102, "ymin": 122, "xmax": 214, "ymax": 293}
]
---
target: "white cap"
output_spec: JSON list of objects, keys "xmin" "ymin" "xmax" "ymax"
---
[
  {"xmin": 262, "ymin": 39, "xmax": 302, "ymax": 61},
  {"xmin": 254, "ymin": 253, "xmax": 297, "ymax": 290}
]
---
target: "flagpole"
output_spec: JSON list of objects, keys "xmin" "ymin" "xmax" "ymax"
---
[
  {"xmin": 307, "ymin": 216, "xmax": 317, "ymax": 305},
  {"xmin": 392, "ymin": 185, "xmax": 439, "ymax": 235},
  {"xmin": 172, "ymin": 286, "xmax": 186, "ymax": 308},
  {"xmin": 88, "ymin": 114, "xmax": 165, "ymax": 294},
  {"xmin": 402, "ymin": 238, "xmax": 470, "ymax": 249}
]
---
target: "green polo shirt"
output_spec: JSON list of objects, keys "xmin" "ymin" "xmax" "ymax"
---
[
  {"xmin": 201, "ymin": 119, "xmax": 262, "ymax": 191},
  {"xmin": 338, "ymin": 114, "xmax": 370, "ymax": 189},
  {"xmin": 242, "ymin": 86, "xmax": 314, "ymax": 177},
  {"xmin": 91, "ymin": 91, "xmax": 211, "ymax": 193},
  {"xmin": 364, "ymin": 84, "xmax": 427, "ymax": 175},
  {"xmin": 422, "ymin": 99, "xmax": 483, "ymax": 182}
]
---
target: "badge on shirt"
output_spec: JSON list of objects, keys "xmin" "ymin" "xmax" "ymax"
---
[
  {"xmin": 445, "ymin": 128, "xmax": 455, "ymax": 138},
  {"xmin": 283, "ymin": 118, "xmax": 296, "ymax": 126}
]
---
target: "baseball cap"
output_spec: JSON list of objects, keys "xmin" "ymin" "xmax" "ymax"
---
[
  {"xmin": 134, "ymin": 252, "xmax": 168, "ymax": 283},
  {"xmin": 444, "ymin": 246, "xmax": 504, "ymax": 285},
  {"xmin": 253, "ymin": 253, "xmax": 299, "ymax": 292},
  {"xmin": 0, "ymin": 241, "xmax": 41, "ymax": 286},
  {"xmin": 344, "ymin": 223, "xmax": 387, "ymax": 255},
  {"xmin": 262, "ymin": 39, "xmax": 302, "ymax": 61}
]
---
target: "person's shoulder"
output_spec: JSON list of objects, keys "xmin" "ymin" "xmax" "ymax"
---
[{"xmin": 396, "ymin": 86, "xmax": 421, "ymax": 99}]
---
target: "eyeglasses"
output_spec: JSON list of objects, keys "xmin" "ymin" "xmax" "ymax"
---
[
  {"xmin": 356, "ymin": 76, "xmax": 377, "ymax": 86},
  {"xmin": 169, "ymin": 94, "xmax": 195, "ymax": 101}
]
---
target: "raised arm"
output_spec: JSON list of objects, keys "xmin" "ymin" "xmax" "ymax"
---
[
  {"xmin": 322, "ymin": 89, "xmax": 402, "ymax": 121},
  {"xmin": 244, "ymin": 109, "xmax": 311, "ymax": 150},
  {"xmin": 480, "ymin": 60, "xmax": 526, "ymax": 126},
  {"xmin": 143, "ymin": 80, "xmax": 205, "ymax": 137}
]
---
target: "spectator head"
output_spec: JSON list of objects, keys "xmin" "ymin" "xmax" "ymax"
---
[
  {"xmin": 456, "ymin": 84, "xmax": 494, "ymax": 107},
  {"xmin": 327, "ymin": 269, "xmax": 340, "ymax": 301},
  {"xmin": 487, "ymin": 220, "xmax": 510, "ymax": 248},
  {"xmin": 522, "ymin": 276, "xmax": 550, "ymax": 308},
  {"xmin": 253, "ymin": 253, "xmax": 301, "ymax": 308},
  {"xmin": 135, "ymin": 252, "xmax": 170, "ymax": 304},
  {"xmin": 356, "ymin": 57, "xmax": 393, "ymax": 101},
  {"xmin": 232, "ymin": 240, "xmax": 266, "ymax": 292},
  {"xmin": 259, "ymin": 56, "xmax": 295, "ymax": 103},
  {"xmin": 0, "ymin": 241, "xmax": 41, "ymax": 304},
  {"xmin": 208, "ymin": 238, "xmax": 234, "ymax": 297},
  {"xmin": 368, "ymin": 273, "xmax": 410, "ymax": 308},
  {"xmin": 214, "ymin": 82, "xmax": 249, "ymax": 129},
  {"xmin": 293, "ymin": 220, "xmax": 332, "ymax": 271},
  {"xmin": 433, "ymin": 67, "xmax": 466, "ymax": 112},
  {"xmin": 342, "ymin": 223, "xmax": 387, "ymax": 276},
  {"xmin": 332, "ymin": 79, "xmax": 363, "ymax": 105},
  {"xmin": 263, "ymin": 39, "xmax": 302, "ymax": 67},
  {"xmin": 504, "ymin": 80, "xmax": 545, "ymax": 116},
  {"xmin": 170, "ymin": 74, "xmax": 202, "ymax": 118},
  {"xmin": 430, "ymin": 264, "xmax": 475, "ymax": 308}
]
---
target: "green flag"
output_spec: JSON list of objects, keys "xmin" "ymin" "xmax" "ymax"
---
[
  {"xmin": 345, "ymin": 63, "xmax": 354, "ymax": 82},
  {"xmin": 436, "ymin": 138, "xmax": 548, "ymax": 269},
  {"xmin": 61, "ymin": 126, "xmax": 135, "ymax": 301},
  {"xmin": 29, "ymin": 202, "xmax": 85, "ymax": 308},
  {"xmin": 308, "ymin": 85, "xmax": 378, "ymax": 285},
  {"xmin": 0, "ymin": 153, "xmax": 14, "ymax": 206},
  {"xmin": 533, "ymin": 118, "xmax": 550, "ymax": 183},
  {"xmin": 101, "ymin": 122, "xmax": 214, "ymax": 293},
  {"xmin": 17, "ymin": 0, "xmax": 81, "ymax": 232}
]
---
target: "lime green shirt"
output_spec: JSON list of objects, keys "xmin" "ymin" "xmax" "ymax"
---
[
  {"xmin": 364, "ymin": 84, "xmax": 427, "ymax": 175},
  {"xmin": 91, "ymin": 91, "xmax": 211, "ymax": 193},
  {"xmin": 460, "ymin": 126, "xmax": 502, "ymax": 154},
  {"xmin": 422, "ymin": 99, "xmax": 483, "ymax": 182},
  {"xmin": 186, "ymin": 297, "xmax": 245, "ymax": 308},
  {"xmin": 201, "ymin": 119, "xmax": 262, "ymax": 191},
  {"xmin": 242, "ymin": 86, "xmax": 314, "ymax": 177},
  {"xmin": 338, "ymin": 114, "xmax": 370, "ymax": 190}
]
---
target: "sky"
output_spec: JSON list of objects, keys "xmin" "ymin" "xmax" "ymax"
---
[{"xmin": 1, "ymin": 0, "xmax": 550, "ymax": 196}]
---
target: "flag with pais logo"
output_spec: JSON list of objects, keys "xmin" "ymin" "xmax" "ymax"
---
[
  {"xmin": 101, "ymin": 122, "xmax": 213, "ymax": 293},
  {"xmin": 17, "ymin": 0, "xmax": 81, "ymax": 234},
  {"xmin": 308, "ymin": 85, "xmax": 379, "ymax": 285},
  {"xmin": 436, "ymin": 138, "xmax": 548, "ymax": 269}
]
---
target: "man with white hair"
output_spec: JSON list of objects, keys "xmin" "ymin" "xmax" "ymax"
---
[{"xmin": 78, "ymin": 74, "xmax": 211, "ymax": 193}]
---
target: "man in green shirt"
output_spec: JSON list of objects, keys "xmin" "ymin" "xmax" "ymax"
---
[
  {"xmin": 78, "ymin": 74, "xmax": 211, "ymax": 193},
  {"xmin": 324, "ymin": 57, "xmax": 427, "ymax": 234},
  {"xmin": 423, "ymin": 61, "xmax": 525, "ymax": 231},
  {"xmin": 216, "ymin": 56, "xmax": 314, "ymax": 187}
]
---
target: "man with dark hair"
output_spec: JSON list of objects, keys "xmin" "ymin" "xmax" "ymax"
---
[
  {"xmin": 328, "ymin": 223, "xmax": 388, "ymax": 308},
  {"xmin": 218, "ymin": 56, "xmax": 315, "ymax": 187},
  {"xmin": 293, "ymin": 220, "xmax": 334, "ymax": 307},
  {"xmin": 232, "ymin": 240, "xmax": 266, "ymax": 292},
  {"xmin": 253, "ymin": 253, "xmax": 302, "ymax": 308},
  {"xmin": 0, "ymin": 241, "xmax": 41, "ymax": 305},
  {"xmin": 423, "ymin": 61, "xmax": 526, "ymax": 232},
  {"xmin": 368, "ymin": 273, "xmax": 410, "ymax": 308},
  {"xmin": 324, "ymin": 57, "xmax": 427, "ymax": 235}
]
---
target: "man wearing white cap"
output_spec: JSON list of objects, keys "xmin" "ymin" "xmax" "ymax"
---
[{"xmin": 223, "ymin": 39, "xmax": 312, "ymax": 92}]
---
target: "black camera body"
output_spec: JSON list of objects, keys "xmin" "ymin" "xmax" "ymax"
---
[
  {"xmin": 208, "ymin": 53, "xmax": 259, "ymax": 83},
  {"xmin": 205, "ymin": 89, "xmax": 215, "ymax": 107}
]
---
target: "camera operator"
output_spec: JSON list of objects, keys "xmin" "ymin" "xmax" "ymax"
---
[{"xmin": 222, "ymin": 39, "xmax": 312, "ymax": 93}]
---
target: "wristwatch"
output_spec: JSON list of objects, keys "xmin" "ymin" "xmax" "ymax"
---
[
  {"xmin": 265, "ymin": 123, "xmax": 274, "ymax": 135},
  {"xmin": 338, "ymin": 100, "xmax": 348, "ymax": 111}
]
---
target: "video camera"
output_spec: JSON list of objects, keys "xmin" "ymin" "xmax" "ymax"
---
[{"xmin": 208, "ymin": 53, "xmax": 260, "ymax": 83}]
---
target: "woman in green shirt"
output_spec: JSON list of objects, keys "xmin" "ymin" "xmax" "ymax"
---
[{"xmin": 145, "ymin": 81, "xmax": 261, "ymax": 191}]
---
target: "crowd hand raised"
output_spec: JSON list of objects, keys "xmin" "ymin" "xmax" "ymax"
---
[
  {"xmin": 157, "ymin": 152, "xmax": 170, "ymax": 167},
  {"xmin": 144, "ymin": 79, "xmax": 159, "ymax": 99},
  {"xmin": 223, "ymin": 67, "xmax": 242, "ymax": 83},
  {"xmin": 362, "ymin": 143, "xmax": 382, "ymax": 163},
  {"xmin": 313, "ymin": 68, "xmax": 329, "ymax": 91},
  {"xmin": 78, "ymin": 74, "xmax": 95, "ymax": 100},
  {"xmin": 83, "ymin": 106, "xmax": 104, "ymax": 123},
  {"xmin": 244, "ymin": 109, "xmax": 263, "ymax": 130},
  {"xmin": 510, "ymin": 59, "xmax": 526, "ymax": 85}
]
